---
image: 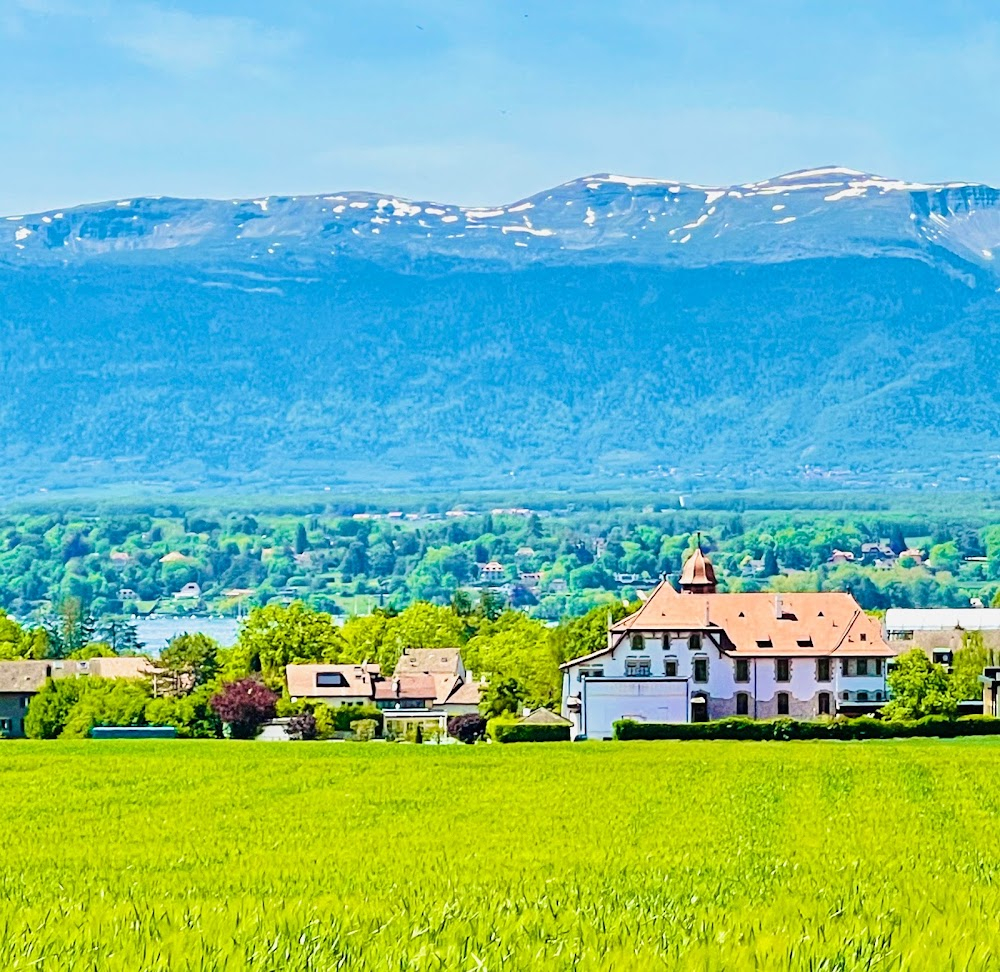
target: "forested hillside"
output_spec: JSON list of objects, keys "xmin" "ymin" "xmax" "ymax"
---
[{"xmin": 1, "ymin": 170, "xmax": 1000, "ymax": 493}]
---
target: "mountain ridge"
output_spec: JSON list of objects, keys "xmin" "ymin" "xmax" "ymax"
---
[{"xmin": 0, "ymin": 166, "xmax": 999, "ymax": 496}]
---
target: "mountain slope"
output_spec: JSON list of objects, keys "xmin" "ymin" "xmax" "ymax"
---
[{"xmin": 1, "ymin": 167, "xmax": 999, "ymax": 494}]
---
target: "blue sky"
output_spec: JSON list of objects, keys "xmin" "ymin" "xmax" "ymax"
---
[{"xmin": 2, "ymin": 0, "xmax": 999, "ymax": 212}]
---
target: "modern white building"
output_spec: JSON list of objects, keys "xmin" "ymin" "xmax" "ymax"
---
[
  {"xmin": 560, "ymin": 548, "xmax": 897, "ymax": 740},
  {"xmin": 885, "ymin": 608, "xmax": 1000, "ymax": 637}
]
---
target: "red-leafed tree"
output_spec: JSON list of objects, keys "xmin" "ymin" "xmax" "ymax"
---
[{"xmin": 210, "ymin": 678, "xmax": 279, "ymax": 739}]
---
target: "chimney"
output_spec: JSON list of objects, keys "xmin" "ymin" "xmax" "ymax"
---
[{"xmin": 774, "ymin": 594, "xmax": 783, "ymax": 619}]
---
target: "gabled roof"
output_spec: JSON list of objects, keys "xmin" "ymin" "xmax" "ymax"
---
[
  {"xmin": 373, "ymin": 674, "xmax": 437, "ymax": 702},
  {"xmin": 285, "ymin": 663, "xmax": 377, "ymax": 698},
  {"xmin": 393, "ymin": 648, "xmax": 465, "ymax": 677},
  {"xmin": 0, "ymin": 660, "xmax": 51, "ymax": 694},
  {"xmin": 561, "ymin": 587, "xmax": 894, "ymax": 667},
  {"xmin": 0, "ymin": 656, "xmax": 154, "ymax": 694},
  {"xmin": 443, "ymin": 677, "xmax": 481, "ymax": 706}
]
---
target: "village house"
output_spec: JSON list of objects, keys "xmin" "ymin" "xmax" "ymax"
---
[
  {"xmin": 0, "ymin": 657, "xmax": 154, "ymax": 738},
  {"xmin": 884, "ymin": 607, "xmax": 1000, "ymax": 671},
  {"xmin": 286, "ymin": 663, "xmax": 381, "ymax": 707},
  {"xmin": 284, "ymin": 647, "xmax": 482, "ymax": 738},
  {"xmin": 560, "ymin": 547, "xmax": 897, "ymax": 740},
  {"xmin": 479, "ymin": 561, "xmax": 505, "ymax": 584}
]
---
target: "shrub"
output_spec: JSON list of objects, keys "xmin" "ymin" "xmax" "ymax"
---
[
  {"xmin": 613, "ymin": 715, "xmax": 1000, "ymax": 742},
  {"xmin": 448, "ymin": 713, "xmax": 487, "ymax": 744},
  {"xmin": 210, "ymin": 678, "xmax": 279, "ymax": 739},
  {"xmin": 489, "ymin": 717, "xmax": 571, "ymax": 743},
  {"xmin": 350, "ymin": 718, "xmax": 378, "ymax": 742},
  {"xmin": 287, "ymin": 712, "xmax": 318, "ymax": 740}
]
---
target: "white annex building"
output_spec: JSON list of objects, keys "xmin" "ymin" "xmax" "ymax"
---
[{"xmin": 560, "ymin": 547, "xmax": 897, "ymax": 740}]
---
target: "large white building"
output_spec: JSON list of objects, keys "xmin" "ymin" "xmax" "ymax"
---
[{"xmin": 560, "ymin": 548, "xmax": 897, "ymax": 740}]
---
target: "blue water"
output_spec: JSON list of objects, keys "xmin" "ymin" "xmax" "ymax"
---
[{"xmin": 133, "ymin": 617, "xmax": 240, "ymax": 656}]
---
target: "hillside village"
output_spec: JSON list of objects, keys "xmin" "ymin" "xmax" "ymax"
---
[
  {"xmin": 0, "ymin": 504, "xmax": 995, "ymax": 633},
  {"xmin": 2, "ymin": 541, "xmax": 1000, "ymax": 743}
]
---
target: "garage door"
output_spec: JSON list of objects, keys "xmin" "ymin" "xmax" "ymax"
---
[{"xmin": 584, "ymin": 679, "xmax": 688, "ymax": 739}]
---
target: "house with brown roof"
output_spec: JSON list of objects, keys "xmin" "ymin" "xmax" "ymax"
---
[
  {"xmin": 392, "ymin": 648, "xmax": 482, "ymax": 715},
  {"xmin": 285, "ymin": 663, "xmax": 381, "ymax": 707},
  {"xmin": 560, "ymin": 546, "xmax": 899, "ymax": 740},
  {"xmin": 0, "ymin": 656, "xmax": 154, "ymax": 738},
  {"xmin": 285, "ymin": 649, "xmax": 482, "ymax": 718}
]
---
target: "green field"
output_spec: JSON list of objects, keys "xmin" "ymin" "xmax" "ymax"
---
[{"xmin": 2, "ymin": 739, "xmax": 999, "ymax": 970}]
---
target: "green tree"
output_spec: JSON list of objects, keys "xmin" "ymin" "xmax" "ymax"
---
[
  {"xmin": 480, "ymin": 675, "xmax": 526, "ymax": 719},
  {"xmin": 889, "ymin": 524, "xmax": 908, "ymax": 555},
  {"xmin": 295, "ymin": 523, "xmax": 309, "ymax": 555},
  {"xmin": 157, "ymin": 633, "xmax": 221, "ymax": 693},
  {"xmin": 145, "ymin": 684, "xmax": 223, "ymax": 738},
  {"xmin": 0, "ymin": 611, "xmax": 48, "ymax": 660},
  {"xmin": 950, "ymin": 631, "xmax": 999, "ymax": 702},
  {"xmin": 883, "ymin": 649, "xmax": 957, "ymax": 720},
  {"xmin": 230, "ymin": 601, "xmax": 346, "ymax": 688}
]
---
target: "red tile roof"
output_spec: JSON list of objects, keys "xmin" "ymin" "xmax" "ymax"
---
[{"xmin": 586, "ymin": 583, "xmax": 895, "ymax": 659}]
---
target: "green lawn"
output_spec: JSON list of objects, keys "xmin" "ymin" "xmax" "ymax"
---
[{"xmin": 2, "ymin": 739, "xmax": 999, "ymax": 970}]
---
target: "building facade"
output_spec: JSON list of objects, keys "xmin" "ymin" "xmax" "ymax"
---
[{"xmin": 560, "ymin": 548, "xmax": 897, "ymax": 740}]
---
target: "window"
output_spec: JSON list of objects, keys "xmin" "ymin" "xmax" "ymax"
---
[
  {"xmin": 625, "ymin": 657, "xmax": 652, "ymax": 677},
  {"xmin": 856, "ymin": 659, "xmax": 868, "ymax": 677},
  {"xmin": 818, "ymin": 692, "xmax": 831, "ymax": 716},
  {"xmin": 688, "ymin": 634, "xmax": 702, "ymax": 652},
  {"xmin": 735, "ymin": 659, "xmax": 750, "ymax": 683},
  {"xmin": 841, "ymin": 659, "xmax": 849, "ymax": 676},
  {"xmin": 857, "ymin": 691, "xmax": 869, "ymax": 702},
  {"xmin": 816, "ymin": 658, "xmax": 831, "ymax": 682},
  {"xmin": 631, "ymin": 634, "xmax": 644, "ymax": 651},
  {"xmin": 664, "ymin": 657, "xmax": 678, "ymax": 677},
  {"xmin": 19, "ymin": 695, "xmax": 28, "ymax": 708},
  {"xmin": 777, "ymin": 692, "xmax": 789, "ymax": 716},
  {"xmin": 0, "ymin": 718, "xmax": 10, "ymax": 732},
  {"xmin": 860, "ymin": 633, "xmax": 867, "ymax": 642},
  {"xmin": 736, "ymin": 692, "xmax": 749, "ymax": 716},
  {"xmin": 693, "ymin": 657, "xmax": 709, "ymax": 683},
  {"xmin": 316, "ymin": 672, "xmax": 348, "ymax": 688},
  {"xmin": 776, "ymin": 658, "xmax": 790, "ymax": 682},
  {"xmin": 578, "ymin": 665, "xmax": 604, "ymax": 681},
  {"xmin": 875, "ymin": 659, "xmax": 884, "ymax": 676}
]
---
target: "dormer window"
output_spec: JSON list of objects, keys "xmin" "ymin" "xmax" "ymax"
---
[
  {"xmin": 316, "ymin": 672, "xmax": 348, "ymax": 688},
  {"xmin": 756, "ymin": 639, "xmax": 772, "ymax": 649}
]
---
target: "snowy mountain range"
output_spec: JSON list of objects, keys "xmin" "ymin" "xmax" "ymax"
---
[
  {"xmin": 1, "ymin": 167, "xmax": 999, "ymax": 495},
  {"xmin": 3, "ymin": 167, "xmax": 999, "ymax": 272}
]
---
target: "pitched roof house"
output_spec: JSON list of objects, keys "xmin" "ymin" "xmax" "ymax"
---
[
  {"xmin": 286, "ymin": 663, "xmax": 381, "ymax": 706},
  {"xmin": 284, "ymin": 649, "xmax": 482, "ymax": 718},
  {"xmin": 0, "ymin": 657, "xmax": 154, "ymax": 738},
  {"xmin": 561, "ymin": 548, "xmax": 898, "ymax": 740}
]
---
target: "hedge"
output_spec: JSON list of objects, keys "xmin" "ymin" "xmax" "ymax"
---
[
  {"xmin": 488, "ymin": 718, "xmax": 571, "ymax": 743},
  {"xmin": 613, "ymin": 714, "xmax": 1000, "ymax": 742}
]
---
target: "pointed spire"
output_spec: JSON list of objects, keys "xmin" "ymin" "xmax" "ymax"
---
[{"xmin": 679, "ymin": 540, "xmax": 717, "ymax": 594}]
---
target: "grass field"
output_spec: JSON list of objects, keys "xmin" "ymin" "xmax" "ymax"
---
[{"xmin": 2, "ymin": 739, "xmax": 999, "ymax": 970}]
